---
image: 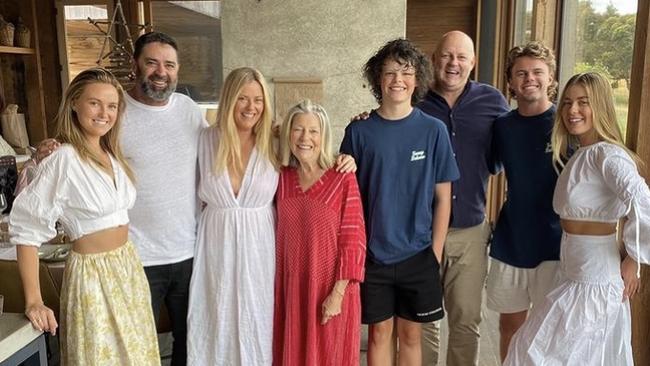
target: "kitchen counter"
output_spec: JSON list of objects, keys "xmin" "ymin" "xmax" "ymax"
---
[
  {"xmin": 0, "ymin": 245, "xmax": 68, "ymax": 291},
  {"xmin": 0, "ymin": 313, "xmax": 46, "ymax": 365}
]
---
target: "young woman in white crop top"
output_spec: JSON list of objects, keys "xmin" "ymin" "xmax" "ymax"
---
[
  {"xmin": 504, "ymin": 72, "xmax": 650, "ymax": 365},
  {"xmin": 10, "ymin": 68, "xmax": 160, "ymax": 365}
]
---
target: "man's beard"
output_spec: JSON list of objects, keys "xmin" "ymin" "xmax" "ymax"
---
[{"xmin": 139, "ymin": 74, "xmax": 177, "ymax": 102}]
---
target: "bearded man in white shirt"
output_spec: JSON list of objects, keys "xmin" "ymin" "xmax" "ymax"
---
[
  {"xmin": 120, "ymin": 32, "xmax": 207, "ymax": 366},
  {"xmin": 38, "ymin": 32, "xmax": 206, "ymax": 366}
]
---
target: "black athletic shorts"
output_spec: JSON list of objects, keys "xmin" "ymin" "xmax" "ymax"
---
[{"xmin": 361, "ymin": 248, "xmax": 444, "ymax": 324}]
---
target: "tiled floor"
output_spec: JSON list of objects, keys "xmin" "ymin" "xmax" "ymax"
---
[
  {"xmin": 160, "ymin": 290, "xmax": 501, "ymax": 366},
  {"xmin": 437, "ymin": 291, "xmax": 501, "ymax": 366}
]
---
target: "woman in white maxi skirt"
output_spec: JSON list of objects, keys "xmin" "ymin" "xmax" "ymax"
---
[{"xmin": 504, "ymin": 73, "xmax": 650, "ymax": 365}]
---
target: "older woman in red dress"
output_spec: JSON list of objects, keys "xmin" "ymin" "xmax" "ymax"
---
[{"xmin": 273, "ymin": 100, "xmax": 366, "ymax": 365}]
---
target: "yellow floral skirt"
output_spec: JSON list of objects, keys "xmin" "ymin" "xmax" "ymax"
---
[{"xmin": 60, "ymin": 241, "xmax": 160, "ymax": 366}]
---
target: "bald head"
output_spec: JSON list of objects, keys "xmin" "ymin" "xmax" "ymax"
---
[
  {"xmin": 432, "ymin": 31, "xmax": 476, "ymax": 95},
  {"xmin": 435, "ymin": 31, "xmax": 475, "ymax": 58}
]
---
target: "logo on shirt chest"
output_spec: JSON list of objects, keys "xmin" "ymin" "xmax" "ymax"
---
[
  {"xmin": 411, "ymin": 150, "xmax": 426, "ymax": 161},
  {"xmin": 545, "ymin": 142, "xmax": 552, "ymax": 153}
]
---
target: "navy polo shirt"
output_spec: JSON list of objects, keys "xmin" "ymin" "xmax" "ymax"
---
[
  {"xmin": 490, "ymin": 106, "xmax": 562, "ymax": 268},
  {"xmin": 340, "ymin": 109, "xmax": 460, "ymax": 265},
  {"xmin": 418, "ymin": 81, "xmax": 509, "ymax": 228}
]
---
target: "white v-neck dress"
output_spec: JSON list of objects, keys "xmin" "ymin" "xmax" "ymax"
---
[{"xmin": 187, "ymin": 127, "xmax": 278, "ymax": 365}]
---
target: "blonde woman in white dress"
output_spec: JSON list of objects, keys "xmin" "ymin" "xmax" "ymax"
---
[
  {"xmin": 11, "ymin": 68, "xmax": 159, "ymax": 365},
  {"xmin": 504, "ymin": 72, "xmax": 650, "ymax": 365},
  {"xmin": 186, "ymin": 67, "xmax": 279, "ymax": 365}
]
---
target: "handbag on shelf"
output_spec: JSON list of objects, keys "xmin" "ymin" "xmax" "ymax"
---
[{"xmin": 0, "ymin": 104, "xmax": 29, "ymax": 149}]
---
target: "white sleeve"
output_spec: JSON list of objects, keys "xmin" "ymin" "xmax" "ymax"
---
[
  {"xmin": 601, "ymin": 152, "xmax": 650, "ymax": 268},
  {"xmin": 9, "ymin": 151, "xmax": 69, "ymax": 247},
  {"xmin": 188, "ymin": 97, "xmax": 208, "ymax": 129}
]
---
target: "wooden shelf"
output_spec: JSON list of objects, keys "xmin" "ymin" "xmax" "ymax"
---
[
  {"xmin": 0, "ymin": 0, "xmax": 48, "ymax": 145},
  {"xmin": 0, "ymin": 46, "xmax": 36, "ymax": 55}
]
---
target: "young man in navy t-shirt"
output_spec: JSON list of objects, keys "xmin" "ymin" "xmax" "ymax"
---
[
  {"xmin": 340, "ymin": 39, "xmax": 459, "ymax": 365},
  {"xmin": 487, "ymin": 42, "xmax": 562, "ymax": 362}
]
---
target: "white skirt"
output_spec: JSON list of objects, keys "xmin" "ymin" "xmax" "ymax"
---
[{"xmin": 504, "ymin": 233, "xmax": 633, "ymax": 366}]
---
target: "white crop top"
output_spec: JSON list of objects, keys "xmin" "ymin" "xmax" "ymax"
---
[
  {"xmin": 9, "ymin": 144, "xmax": 136, "ymax": 246},
  {"xmin": 553, "ymin": 141, "xmax": 650, "ymax": 269}
]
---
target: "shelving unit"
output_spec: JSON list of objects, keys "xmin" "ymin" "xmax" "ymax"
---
[
  {"xmin": 0, "ymin": 0, "xmax": 48, "ymax": 145},
  {"xmin": 0, "ymin": 46, "xmax": 36, "ymax": 55}
]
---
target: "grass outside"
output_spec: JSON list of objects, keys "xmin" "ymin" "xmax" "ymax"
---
[{"xmin": 612, "ymin": 82, "xmax": 629, "ymax": 140}]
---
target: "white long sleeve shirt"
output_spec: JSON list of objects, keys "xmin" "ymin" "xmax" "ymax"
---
[
  {"xmin": 9, "ymin": 144, "xmax": 135, "ymax": 246},
  {"xmin": 553, "ymin": 141, "xmax": 650, "ymax": 266}
]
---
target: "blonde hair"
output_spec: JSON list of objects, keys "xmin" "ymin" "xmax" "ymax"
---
[
  {"xmin": 213, "ymin": 67, "xmax": 278, "ymax": 174},
  {"xmin": 54, "ymin": 67, "xmax": 135, "ymax": 182},
  {"xmin": 279, "ymin": 99, "xmax": 334, "ymax": 169},
  {"xmin": 551, "ymin": 72, "xmax": 642, "ymax": 171}
]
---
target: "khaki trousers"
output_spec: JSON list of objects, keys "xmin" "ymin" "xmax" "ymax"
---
[{"xmin": 421, "ymin": 220, "xmax": 491, "ymax": 366}]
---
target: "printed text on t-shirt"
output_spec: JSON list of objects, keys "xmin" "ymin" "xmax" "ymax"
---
[{"xmin": 411, "ymin": 150, "xmax": 426, "ymax": 161}]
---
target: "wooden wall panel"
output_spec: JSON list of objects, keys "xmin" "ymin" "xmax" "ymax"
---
[
  {"xmin": 65, "ymin": 21, "xmax": 105, "ymax": 87},
  {"xmin": 407, "ymin": 0, "xmax": 478, "ymax": 58},
  {"xmin": 38, "ymin": 1, "xmax": 62, "ymax": 137},
  {"xmin": 272, "ymin": 78, "xmax": 323, "ymax": 125},
  {"xmin": 483, "ymin": 0, "xmax": 514, "ymax": 224},
  {"xmin": 626, "ymin": 0, "xmax": 650, "ymax": 364}
]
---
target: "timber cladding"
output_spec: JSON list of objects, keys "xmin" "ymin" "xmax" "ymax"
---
[
  {"xmin": 65, "ymin": 20, "xmax": 105, "ymax": 82},
  {"xmin": 272, "ymin": 78, "xmax": 323, "ymax": 126},
  {"xmin": 406, "ymin": 0, "xmax": 478, "ymax": 59}
]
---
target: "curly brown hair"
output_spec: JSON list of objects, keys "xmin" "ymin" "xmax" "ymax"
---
[
  {"xmin": 505, "ymin": 41, "xmax": 558, "ymax": 100},
  {"xmin": 364, "ymin": 38, "xmax": 432, "ymax": 105}
]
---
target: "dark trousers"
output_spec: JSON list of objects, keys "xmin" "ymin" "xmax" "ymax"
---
[{"xmin": 144, "ymin": 258, "xmax": 193, "ymax": 366}]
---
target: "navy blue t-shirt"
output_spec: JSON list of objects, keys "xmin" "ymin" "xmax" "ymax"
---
[
  {"xmin": 490, "ymin": 106, "xmax": 562, "ymax": 268},
  {"xmin": 340, "ymin": 108, "xmax": 460, "ymax": 265}
]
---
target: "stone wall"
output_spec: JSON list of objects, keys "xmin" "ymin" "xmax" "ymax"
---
[{"xmin": 221, "ymin": 0, "xmax": 406, "ymax": 146}]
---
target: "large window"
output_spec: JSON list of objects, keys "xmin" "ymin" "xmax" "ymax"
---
[
  {"xmin": 148, "ymin": 1, "xmax": 222, "ymax": 104},
  {"xmin": 513, "ymin": 0, "xmax": 534, "ymax": 46},
  {"xmin": 560, "ymin": 0, "xmax": 638, "ymax": 138}
]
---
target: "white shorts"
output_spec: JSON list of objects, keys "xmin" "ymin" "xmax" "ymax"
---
[{"xmin": 486, "ymin": 258, "xmax": 560, "ymax": 314}]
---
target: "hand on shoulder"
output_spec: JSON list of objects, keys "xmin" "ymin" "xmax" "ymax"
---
[
  {"xmin": 335, "ymin": 154, "xmax": 357, "ymax": 173},
  {"xmin": 34, "ymin": 139, "xmax": 61, "ymax": 163},
  {"xmin": 350, "ymin": 111, "xmax": 371, "ymax": 122}
]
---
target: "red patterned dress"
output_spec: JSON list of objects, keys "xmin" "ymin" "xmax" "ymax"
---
[{"xmin": 273, "ymin": 167, "xmax": 366, "ymax": 366}]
